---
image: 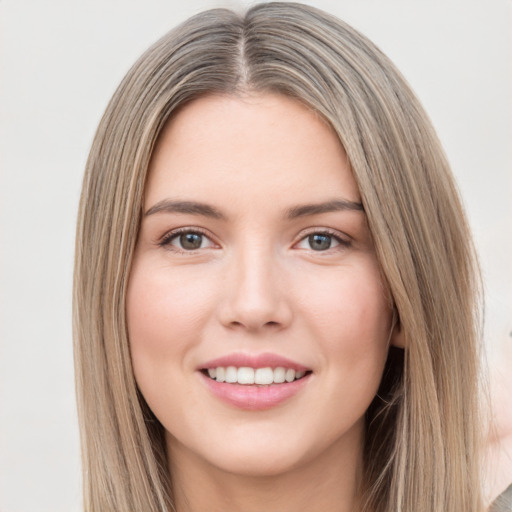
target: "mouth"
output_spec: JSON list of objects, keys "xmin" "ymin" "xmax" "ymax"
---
[
  {"xmin": 201, "ymin": 366, "xmax": 312, "ymax": 385},
  {"xmin": 198, "ymin": 354, "xmax": 313, "ymax": 410}
]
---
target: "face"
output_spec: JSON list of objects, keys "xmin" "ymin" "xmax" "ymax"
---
[{"xmin": 127, "ymin": 94, "xmax": 397, "ymax": 478}]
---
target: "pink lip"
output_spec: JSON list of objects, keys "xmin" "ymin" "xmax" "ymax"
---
[
  {"xmin": 199, "ymin": 352, "xmax": 310, "ymax": 372},
  {"xmin": 198, "ymin": 352, "xmax": 312, "ymax": 411},
  {"xmin": 200, "ymin": 372, "xmax": 311, "ymax": 411}
]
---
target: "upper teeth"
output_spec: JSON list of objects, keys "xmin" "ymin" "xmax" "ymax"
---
[{"xmin": 207, "ymin": 366, "xmax": 306, "ymax": 385}]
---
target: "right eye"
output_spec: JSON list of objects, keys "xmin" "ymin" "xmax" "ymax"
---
[{"xmin": 159, "ymin": 229, "xmax": 216, "ymax": 252}]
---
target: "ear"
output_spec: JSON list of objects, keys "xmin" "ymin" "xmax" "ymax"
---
[{"xmin": 390, "ymin": 309, "xmax": 406, "ymax": 348}]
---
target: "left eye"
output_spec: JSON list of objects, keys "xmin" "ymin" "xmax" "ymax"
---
[{"xmin": 296, "ymin": 233, "xmax": 343, "ymax": 251}]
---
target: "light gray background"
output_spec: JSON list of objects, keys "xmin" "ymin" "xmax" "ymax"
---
[{"xmin": 1, "ymin": 1, "xmax": 510, "ymax": 511}]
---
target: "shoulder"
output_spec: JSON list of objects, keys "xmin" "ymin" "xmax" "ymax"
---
[{"xmin": 489, "ymin": 483, "xmax": 512, "ymax": 512}]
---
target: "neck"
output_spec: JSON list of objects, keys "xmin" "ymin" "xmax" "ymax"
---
[{"xmin": 166, "ymin": 427, "xmax": 364, "ymax": 512}]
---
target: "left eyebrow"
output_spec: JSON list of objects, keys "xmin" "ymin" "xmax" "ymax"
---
[{"xmin": 285, "ymin": 199, "xmax": 364, "ymax": 219}]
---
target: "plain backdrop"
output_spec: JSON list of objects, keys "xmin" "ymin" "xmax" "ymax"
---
[{"xmin": 0, "ymin": 1, "xmax": 510, "ymax": 510}]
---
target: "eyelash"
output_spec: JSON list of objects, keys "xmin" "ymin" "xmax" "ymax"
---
[
  {"xmin": 158, "ymin": 227, "xmax": 351, "ymax": 254},
  {"xmin": 158, "ymin": 227, "xmax": 214, "ymax": 254},
  {"xmin": 295, "ymin": 228, "xmax": 351, "ymax": 252}
]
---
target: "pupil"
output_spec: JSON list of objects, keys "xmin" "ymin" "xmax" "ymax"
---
[
  {"xmin": 309, "ymin": 234, "xmax": 331, "ymax": 251},
  {"xmin": 180, "ymin": 233, "xmax": 202, "ymax": 250}
]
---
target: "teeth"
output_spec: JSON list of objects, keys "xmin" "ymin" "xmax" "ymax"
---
[
  {"xmin": 216, "ymin": 367, "xmax": 225, "ymax": 383},
  {"xmin": 273, "ymin": 367, "xmax": 286, "ymax": 383},
  {"xmin": 207, "ymin": 366, "xmax": 308, "ymax": 385},
  {"xmin": 225, "ymin": 366, "xmax": 237, "ymax": 383},
  {"xmin": 237, "ymin": 367, "xmax": 254, "ymax": 384},
  {"xmin": 285, "ymin": 369, "xmax": 295, "ymax": 382},
  {"xmin": 255, "ymin": 367, "xmax": 274, "ymax": 385}
]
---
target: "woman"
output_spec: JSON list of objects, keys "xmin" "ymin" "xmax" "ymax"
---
[{"xmin": 73, "ymin": 3, "xmax": 486, "ymax": 511}]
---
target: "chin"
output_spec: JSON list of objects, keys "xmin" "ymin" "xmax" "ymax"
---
[
  {"xmin": 213, "ymin": 448, "xmax": 306, "ymax": 478},
  {"xmin": 166, "ymin": 426, "xmax": 318, "ymax": 478}
]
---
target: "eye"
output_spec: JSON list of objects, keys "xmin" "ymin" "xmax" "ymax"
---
[
  {"xmin": 159, "ymin": 229, "xmax": 216, "ymax": 252},
  {"xmin": 295, "ymin": 231, "xmax": 349, "ymax": 252}
]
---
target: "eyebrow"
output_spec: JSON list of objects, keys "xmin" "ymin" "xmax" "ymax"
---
[
  {"xmin": 145, "ymin": 200, "xmax": 227, "ymax": 219},
  {"xmin": 144, "ymin": 198, "xmax": 364, "ymax": 219},
  {"xmin": 284, "ymin": 199, "xmax": 364, "ymax": 219}
]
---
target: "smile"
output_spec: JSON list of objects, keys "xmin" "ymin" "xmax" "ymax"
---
[
  {"xmin": 204, "ymin": 366, "xmax": 308, "ymax": 385},
  {"xmin": 199, "ymin": 354, "xmax": 313, "ymax": 410}
]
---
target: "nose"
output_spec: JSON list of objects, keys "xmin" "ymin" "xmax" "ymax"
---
[{"xmin": 217, "ymin": 243, "xmax": 293, "ymax": 333}]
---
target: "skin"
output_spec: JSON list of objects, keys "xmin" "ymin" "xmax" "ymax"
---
[{"xmin": 127, "ymin": 93, "xmax": 401, "ymax": 512}]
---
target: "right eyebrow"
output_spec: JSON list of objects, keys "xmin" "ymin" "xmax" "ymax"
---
[{"xmin": 144, "ymin": 199, "xmax": 227, "ymax": 220}]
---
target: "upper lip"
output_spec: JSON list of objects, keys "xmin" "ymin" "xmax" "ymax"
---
[{"xmin": 199, "ymin": 352, "xmax": 310, "ymax": 372}]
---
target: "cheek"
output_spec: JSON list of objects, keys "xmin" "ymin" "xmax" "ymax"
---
[
  {"xmin": 126, "ymin": 260, "xmax": 221, "ymax": 420},
  {"xmin": 301, "ymin": 262, "xmax": 391, "ymax": 362},
  {"xmin": 126, "ymin": 261, "xmax": 217, "ymax": 365}
]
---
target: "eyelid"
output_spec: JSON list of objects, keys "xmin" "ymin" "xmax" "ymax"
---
[
  {"xmin": 158, "ymin": 226, "xmax": 218, "ymax": 253},
  {"xmin": 293, "ymin": 227, "xmax": 352, "ymax": 251}
]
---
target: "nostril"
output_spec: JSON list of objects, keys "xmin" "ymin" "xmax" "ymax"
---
[{"xmin": 228, "ymin": 320, "xmax": 281, "ymax": 329}]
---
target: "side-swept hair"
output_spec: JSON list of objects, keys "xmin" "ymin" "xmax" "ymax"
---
[{"xmin": 74, "ymin": 3, "xmax": 483, "ymax": 511}]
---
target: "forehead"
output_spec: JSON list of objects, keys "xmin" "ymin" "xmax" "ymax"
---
[{"xmin": 145, "ymin": 93, "xmax": 361, "ymax": 212}]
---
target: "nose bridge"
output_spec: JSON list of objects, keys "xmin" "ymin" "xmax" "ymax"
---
[{"xmin": 220, "ymin": 234, "xmax": 291, "ymax": 331}]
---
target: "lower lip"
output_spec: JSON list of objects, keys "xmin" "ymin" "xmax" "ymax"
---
[{"xmin": 200, "ymin": 372, "xmax": 311, "ymax": 411}]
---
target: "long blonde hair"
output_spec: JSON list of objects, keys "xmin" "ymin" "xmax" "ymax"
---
[{"xmin": 73, "ymin": 3, "xmax": 484, "ymax": 511}]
